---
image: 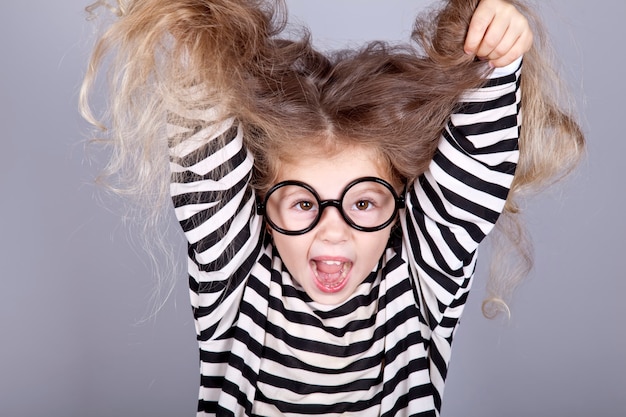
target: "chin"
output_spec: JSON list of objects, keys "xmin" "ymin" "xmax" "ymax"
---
[{"xmin": 307, "ymin": 289, "xmax": 354, "ymax": 306}]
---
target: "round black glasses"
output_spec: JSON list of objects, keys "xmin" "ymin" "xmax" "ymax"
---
[{"xmin": 257, "ymin": 176, "xmax": 405, "ymax": 236}]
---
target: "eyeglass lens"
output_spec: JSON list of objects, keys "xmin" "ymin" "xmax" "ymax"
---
[{"xmin": 265, "ymin": 180, "xmax": 397, "ymax": 233}]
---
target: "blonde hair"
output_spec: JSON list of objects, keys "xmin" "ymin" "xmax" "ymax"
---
[{"xmin": 81, "ymin": 0, "xmax": 584, "ymax": 317}]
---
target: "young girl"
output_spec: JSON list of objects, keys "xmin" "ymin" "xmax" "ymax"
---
[{"xmin": 81, "ymin": 0, "xmax": 584, "ymax": 415}]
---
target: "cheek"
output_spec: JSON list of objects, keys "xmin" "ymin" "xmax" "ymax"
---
[
  {"xmin": 271, "ymin": 234, "xmax": 309, "ymax": 277},
  {"xmin": 358, "ymin": 229, "xmax": 392, "ymax": 269}
]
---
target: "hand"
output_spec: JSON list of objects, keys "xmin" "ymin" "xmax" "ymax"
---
[{"xmin": 464, "ymin": 0, "xmax": 533, "ymax": 68}]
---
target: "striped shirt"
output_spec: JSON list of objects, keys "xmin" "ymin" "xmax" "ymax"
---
[{"xmin": 168, "ymin": 60, "xmax": 522, "ymax": 416}]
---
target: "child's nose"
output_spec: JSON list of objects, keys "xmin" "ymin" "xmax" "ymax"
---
[{"xmin": 316, "ymin": 206, "xmax": 350, "ymax": 243}]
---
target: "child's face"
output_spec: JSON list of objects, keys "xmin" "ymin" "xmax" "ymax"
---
[{"xmin": 270, "ymin": 145, "xmax": 396, "ymax": 305}]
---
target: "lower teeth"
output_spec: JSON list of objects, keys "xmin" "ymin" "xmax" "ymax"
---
[{"xmin": 313, "ymin": 261, "xmax": 351, "ymax": 288}]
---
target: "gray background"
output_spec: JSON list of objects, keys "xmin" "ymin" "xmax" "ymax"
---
[{"xmin": 1, "ymin": 1, "xmax": 623, "ymax": 416}]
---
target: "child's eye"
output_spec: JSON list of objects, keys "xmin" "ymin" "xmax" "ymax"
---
[
  {"xmin": 354, "ymin": 200, "xmax": 373, "ymax": 211},
  {"xmin": 294, "ymin": 200, "xmax": 316, "ymax": 211}
]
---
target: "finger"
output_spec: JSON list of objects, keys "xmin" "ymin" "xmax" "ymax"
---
[
  {"xmin": 488, "ymin": 30, "xmax": 533, "ymax": 67},
  {"xmin": 476, "ymin": 19, "xmax": 511, "ymax": 58},
  {"xmin": 484, "ymin": 26, "xmax": 519, "ymax": 62},
  {"xmin": 489, "ymin": 16, "xmax": 533, "ymax": 60},
  {"xmin": 464, "ymin": 3, "xmax": 496, "ymax": 55}
]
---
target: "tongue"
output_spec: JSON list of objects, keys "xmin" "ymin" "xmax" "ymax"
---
[
  {"xmin": 316, "ymin": 261, "xmax": 344, "ymax": 275},
  {"xmin": 313, "ymin": 261, "xmax": 349, "ymax": 286}
]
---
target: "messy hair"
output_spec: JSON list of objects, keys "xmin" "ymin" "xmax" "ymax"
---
[{"xmin": 81, "ymin": 0, "xmax": 584, "ymax": 317}]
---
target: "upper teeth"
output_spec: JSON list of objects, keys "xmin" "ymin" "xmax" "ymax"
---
[{"xmin": 322, "ymin": 260, "xmax": 342, "ymax": 265}]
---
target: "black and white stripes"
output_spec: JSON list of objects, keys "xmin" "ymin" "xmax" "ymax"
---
[{"xmin": 168, "ymin": 60, "xmax": 522, "ymax": 416}]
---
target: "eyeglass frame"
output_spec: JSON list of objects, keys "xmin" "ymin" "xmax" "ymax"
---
[{"xmin": 256, "ymin": 176, "xmax": 406, "ymax": 236}]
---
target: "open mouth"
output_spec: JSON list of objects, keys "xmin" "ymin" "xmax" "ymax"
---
[{"xmin": 310, "ymin": 259, "xmax": 352, "ymax": 293}]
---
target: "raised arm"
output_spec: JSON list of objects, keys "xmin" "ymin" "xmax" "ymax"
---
[
  {"xmin": 168, "ymin": 101, "xmax": 264, "ymax": 340},
  {"xmin": 405, "ymin": 0, "xmax": 530, "ymax": 326},
  {"xmin": 404, "ymin": 58, "xmax": 521, "ymax": 325},
  {"xmin": 401, "ymin": 1, "xmax": 530, "ymax": 404},
  {"xmin": 79, "ymin": 0, "xmax": 275, "ymax": 335}
]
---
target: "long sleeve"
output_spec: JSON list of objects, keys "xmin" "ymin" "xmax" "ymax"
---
[
  {"xmin": 168, "ymin": 103, "xmax": 264, "ymax": 341},
  {"xmin": 402, "ymin": 59, "xmax": 522, "ymax": 409}
]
